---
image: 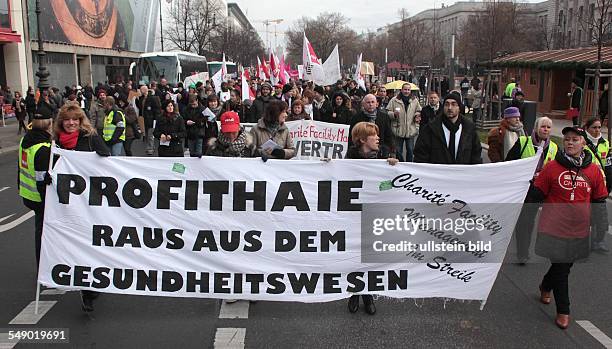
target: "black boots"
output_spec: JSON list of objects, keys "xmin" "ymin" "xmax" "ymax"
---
[{"xmin": 347, "ymin": 295, "xmax": 376, "ymax": 315}]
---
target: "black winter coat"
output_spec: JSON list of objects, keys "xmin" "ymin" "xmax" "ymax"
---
[
  {"xmin": 349, "ymin": 111, "xmax": 395, "ymax": 152},
  {"xmin": 420, "ymin": 103, "xmax": 442, "ymax": 125},
  {"xmin": 414, "ymin": 115, "xmax": 482, "ymax": 164},
  {"xmin": 249, "ymin": 95, "xmax": 273, "ymax": 123},
  {"xmin": 154, "ymin": 113, "xmax": 187, "ymax": 157},
  {"xmin": 183, "ymin": 105, "xmax": 206, "ymax": 140}
]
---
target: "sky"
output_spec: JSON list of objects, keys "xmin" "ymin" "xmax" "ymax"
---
[{"xmin": 231, "ymin": 0, "xmax": 540, "ymax": 49}]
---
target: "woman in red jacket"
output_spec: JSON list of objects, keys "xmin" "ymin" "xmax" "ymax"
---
[{"xmin": 529, "ymin": 126, "xmax": 608, "ymax": 329}]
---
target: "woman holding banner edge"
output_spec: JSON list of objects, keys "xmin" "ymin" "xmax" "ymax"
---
[
  {"xmin": 54, "ymin": 104, "xmax": 110, "ymax": 312},
  {"xmin": 345, "ymin": 121, "xmax": 398, "ymax": 315}
]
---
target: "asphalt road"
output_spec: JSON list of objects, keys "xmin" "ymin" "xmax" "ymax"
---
[{"xmin": 0, "ymin": 141, "xmax": 611, "ymax": 348}]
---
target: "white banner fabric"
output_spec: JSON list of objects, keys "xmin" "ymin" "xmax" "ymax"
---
[{"xmin": 39, "ymin": 149, "xmax": 538, "ymax": 303}]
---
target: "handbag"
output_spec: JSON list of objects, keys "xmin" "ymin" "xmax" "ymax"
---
[{"xmin": 566, "ymin": 108, "xmax": 579, "ymax": 119}]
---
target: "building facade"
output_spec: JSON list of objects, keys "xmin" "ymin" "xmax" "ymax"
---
[
  {"xmin": 0, "ymin": 0, "xmax": 161, "ymax": 95},
  {"xmin": 550, "ymin": 0, "xmax": 612, "ymax": 49},
  {"xmin": 384, "ymin": 1, "xmax": 550, "ymax": 66}
]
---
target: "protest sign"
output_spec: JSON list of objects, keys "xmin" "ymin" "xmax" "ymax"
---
[
  {"xmin": 39, "ymin": 149, "xmax": 538, "ymax": 303},
  {"xmin": 183, "ymin": 72, "xmax": 209, "ymax": 87},
  {"xmin": 285, "ymin": 120, "xmax": 349, "ymax": 160}
]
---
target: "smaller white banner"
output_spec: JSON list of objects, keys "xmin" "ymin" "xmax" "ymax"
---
[{"xmin": 286, "ymin": 120, "xmax": 350, "ymax": 160}]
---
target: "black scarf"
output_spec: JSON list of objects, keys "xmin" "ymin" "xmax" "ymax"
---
[
  {"xmin": 442, "ymin": 116, "xmax": 462, "ymax": 163},
  {"xmin": 400, "ymin": 94, "xmax": 411, "ymax": 110}
]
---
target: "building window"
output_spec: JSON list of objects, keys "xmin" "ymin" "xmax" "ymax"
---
[
  {"xmin": 558, "ymin": 10, "xmax": 564, "ymax": 27},
  {"xmin": 530, "ymin": 69, "xmax": 537, "ymax": 85},
  {"xmin": 0, "ymin": 0, "xmax": 10, "ymax": 29}
]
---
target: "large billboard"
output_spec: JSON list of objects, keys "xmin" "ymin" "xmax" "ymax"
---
[{"xmin": 28, "ymin": 0, "xmax": 159, "ymax": 52}]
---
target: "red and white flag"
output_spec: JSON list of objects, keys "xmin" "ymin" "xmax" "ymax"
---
[
  {"xmin": 257, "ymin": 57, "xmax": 266, "ymax": 80},
  {"xmin": 261, "ymin": 56, "xmax": 270, "ymax": 80},
  {"xmin": 279, "ymin": 55, "xmax": 289, "ymax": 85},
  {"xmin": 302, "ymin": 33, "xmax": 322, "ymax": 82},
  {"xmin": 269, "ymin": 51, "xmax": 280, "ymax": 86},
  {"xmin": 221, "ymin": 53, "xmax": 228, "ymax": 82},
  {"xmin": 242, "ymin": 69, "xmax": 255, "ymax": 101}
]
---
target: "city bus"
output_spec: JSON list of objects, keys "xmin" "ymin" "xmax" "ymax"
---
[
  {"xmin": 131, "ymin": 51, "xmax": 208, "ymax": 86},
  {"xmin": 207, "ymin": 61, "xmax": 238, "ymax": 79}
]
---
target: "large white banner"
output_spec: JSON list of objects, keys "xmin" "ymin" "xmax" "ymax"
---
[
  {"xmin": 286, "ymin": 120, "xmax": 349, "ymax": 160},
  {"xmin": 39, "ymin": 150, "xmax": 538, "ymax": 303}
]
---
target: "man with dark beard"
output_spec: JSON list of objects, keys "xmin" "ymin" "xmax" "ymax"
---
[
  {"xmin": 414, "ymin": 92, "xmax": 482, "ymax": 164},
  {"xmin": 249, "ymin": 82, "xmax": 273, "ymax": 123}
]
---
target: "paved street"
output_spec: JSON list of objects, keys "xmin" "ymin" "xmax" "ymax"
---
[{"xmin": 0, "ymin": 126, "xmax": 611, "ymax": 348}]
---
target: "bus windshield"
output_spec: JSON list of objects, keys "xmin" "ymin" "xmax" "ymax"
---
[{"xmin": 137, "ymin": 56, "xmax": 178, "ymax": 85}]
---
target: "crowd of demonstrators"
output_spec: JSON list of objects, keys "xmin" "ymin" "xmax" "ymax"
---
[{"xmin": 14, "ymin": 67, "xmax": 612, "ymax": 322}]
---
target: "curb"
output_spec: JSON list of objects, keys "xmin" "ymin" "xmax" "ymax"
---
[{"xmin": 0, "ymin": 145, "xmax": 18, "ymax": 155}]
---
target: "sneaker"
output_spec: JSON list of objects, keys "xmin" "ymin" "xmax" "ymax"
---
[{"xmin": 592, "ymin": 242, "xmax": 610, "ymax": 253}]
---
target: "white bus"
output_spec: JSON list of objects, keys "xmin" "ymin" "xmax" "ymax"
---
[{"xmin": 131, "ymin": 51, "xmax": 208, "ymax": 86}]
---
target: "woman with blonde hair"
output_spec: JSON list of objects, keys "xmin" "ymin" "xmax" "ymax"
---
[
  {"xmin": 54, "ymin": 104, "xmax": 109, "ymax": 312},
  {"xmin": 54, "ymin": 104, "xmax": 110, "ymax": 155},
  {"xmin": 345, "ymin": 121, "xmax": 397, "ymax": 315}
]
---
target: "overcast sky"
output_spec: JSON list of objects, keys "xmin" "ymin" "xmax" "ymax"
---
[{"xmin": 231, "ymin": 0, "xmax": 539, "ymax": 48}]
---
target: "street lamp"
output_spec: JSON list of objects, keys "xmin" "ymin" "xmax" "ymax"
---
[{"xmin": 34, "ymin": 0, "xmax": 50, "ymax": 91}]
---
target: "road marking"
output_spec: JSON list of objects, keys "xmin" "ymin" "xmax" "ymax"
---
[
  {"xmin": 0, "ymin": 214, "xmax": 14, "ymax": 224},
  {"xmin": 8, "ymin": 301, "xmax": 56, "ymax": 325},
  {"xmin": 0, "ymin": 333, "xmax": 19, "ymax": 349},
  {"xmin": 576, "ymin": 320, "xmax": 612, "ymax": 348},
  {"xmin": 219, "ymin": 300, "xmax": 249, "ymax": 319},
  {"xmin": 0, "ymin": 187, "xmax": 9, "ymax": 193},
  {"xmin": 0, "ymin": 211, "xmax": 34, "ymax": 233},
  {"xmin": 214, "ymin": 328, "xmax": 246, "ymax": 349},
  {"xmin": 40, "ymin": 289, "xmax": 67, "ymax": 295}
]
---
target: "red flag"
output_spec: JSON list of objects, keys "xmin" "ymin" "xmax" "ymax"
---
[{"xmin": 261, "ymin": 57, "xmax": 270, "ymax": 79}]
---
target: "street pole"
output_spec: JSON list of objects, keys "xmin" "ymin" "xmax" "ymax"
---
[
  {"xmin": 34, "ymin": 0, "xmax": 49, "ymax": 92},
  {"xmin": 449, "ymin": 34, "xmax": 455, "ymax": 91},
  {"xmin": 159, "ymin": 0, "xmax": 164, "ymax": 52}
]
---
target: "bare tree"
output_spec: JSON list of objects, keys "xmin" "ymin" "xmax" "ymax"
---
[
  {"xmin": 164, "ymin": 0, "xmax": 195, "ymax": 52},
  {"xmin": 190, "ymin": 0, "xmax": 224, "ymax": 57},
  {"xmin": 457, "ymin": 1, "xmax": 539, "ymax": 68},
  {"xmin": 577, "ymin": 0, "xmax": 612, "ymax": 116},
  {"xmin": 285, "ymin": 13, "xmax": 359, "ymax": 68},
  {"xmin": 214, "ymin": 25, "xmax": 265, "ymax": 67},
  {"xmin": 387, "ymin": 9, "xmax": 430, "ymax": 66}
]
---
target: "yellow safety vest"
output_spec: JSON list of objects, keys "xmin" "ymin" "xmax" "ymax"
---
[
  {"xmin": 103, "ymin": 110, "xmax": 126, "ymax": 142},
  {"xmin": 585, "ymin": 139, "xmax": 609, "ymax": 171},
  {"xmin": 18, "ymin": 139, "xmax": 50, "ymax": 202},
  {"xmin": 519, "ymin": 136, "xmax": 558, "ymax": 165}
]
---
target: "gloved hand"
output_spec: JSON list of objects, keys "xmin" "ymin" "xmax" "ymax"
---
[
  {"xmin": 271, "ymin": 148, "xmax": 285, "ymax": 159},
  {"xmin": 44, "ymin": 172, "xmax": 52, "ymax": 185}
]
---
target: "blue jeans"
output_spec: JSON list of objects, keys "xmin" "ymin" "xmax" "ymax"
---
[
  {"xmin": 395, "ymin": 136, "xmax": 415, "ymax": 162},
  {"xmin": 109, "ymin": 142, "xmax": 124, "ymax": 156},
  {"xmin": 188, "ymin": 138, "xmax": 203, "ymax": 157}
]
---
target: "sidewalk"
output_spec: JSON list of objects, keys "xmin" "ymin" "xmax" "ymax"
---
[{"xmin": 0, "ymin": 117, "xmax": 24, "ymax": 154}]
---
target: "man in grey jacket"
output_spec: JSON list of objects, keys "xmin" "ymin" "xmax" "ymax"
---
[{"xmin": 386, "ymin": 83, "xmax": 421, "ymax": 161}]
